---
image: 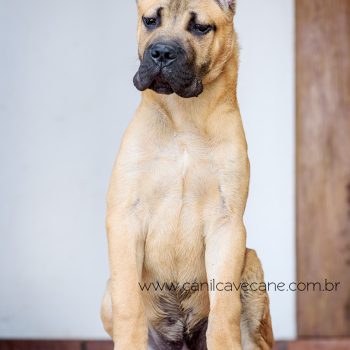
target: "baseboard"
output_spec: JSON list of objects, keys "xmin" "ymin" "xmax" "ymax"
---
[
  {"xmin": 273, "ymin": 339, "xmax": 350, "ymax": 350},
  {"xmin": 0, "ymin": 339, "xmax": 349, "ymax": 350}
]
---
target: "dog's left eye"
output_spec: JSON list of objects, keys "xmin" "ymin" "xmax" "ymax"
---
[
  {"xmin": 143, "ymin": 16, "xmax": 159, "ymax": 29},
  {"xmin": 189, "ymin": 22, "xmax": 214, "ymax": 36}
]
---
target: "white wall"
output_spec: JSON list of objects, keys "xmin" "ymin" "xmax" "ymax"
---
[
  {"xmin": 0, "ymin": 0, "xmax": 295, "ymax": 340},
  {"xmin": 236, "ymin": 0, "xmax": 296, "ymax": 340}
]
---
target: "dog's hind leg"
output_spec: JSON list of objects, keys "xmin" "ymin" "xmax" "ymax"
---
[{"xmin": 240, "ymin": 249, "xmax": 274, "ymax": 350}]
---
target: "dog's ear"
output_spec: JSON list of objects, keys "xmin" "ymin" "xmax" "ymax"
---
[{"xmin": 217, "ymin": 0, "xmax": 236, "ymax": 14}]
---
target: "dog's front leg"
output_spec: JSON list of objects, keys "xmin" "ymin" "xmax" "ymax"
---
[
  {"xmin": 107, "ymin": 209, "xmax": 147, "ymax": 350},
  {"xmin": 205, "ymin": 217, "xmax": 246, "ymax": 350}
]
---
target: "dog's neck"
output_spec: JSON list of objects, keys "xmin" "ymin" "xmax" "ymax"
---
[{"xmin": 140, "ymin": 47, "xmax": 239, "ymax": 133}]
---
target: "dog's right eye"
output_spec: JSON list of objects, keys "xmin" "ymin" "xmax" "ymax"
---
[
  {"xmin": 143, "ymin": 16, "xmax": 159, "ymax": 29},
  {"xmin": 187, "ymin": 13, "xmax": 215, "ymax": 37}
]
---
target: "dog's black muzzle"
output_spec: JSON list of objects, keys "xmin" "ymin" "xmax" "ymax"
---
[{"xmin": 133, "ymin": 40, "xmax": 203, "ymax": 98}]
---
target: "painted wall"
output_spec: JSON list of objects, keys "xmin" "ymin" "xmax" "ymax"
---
[{"xmin": 0, "ymin": 0, "xmax": 295, "ymax": 340}]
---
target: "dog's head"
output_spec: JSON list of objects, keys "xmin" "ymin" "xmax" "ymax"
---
[{"xmin": 133, "ymin": 0, "xmax": 236, "ymax": 98}]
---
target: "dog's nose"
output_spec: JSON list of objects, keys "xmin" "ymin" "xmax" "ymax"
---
[{"xmin": 150, "ymin": 43, "xmax": 178, "ymax": 66}]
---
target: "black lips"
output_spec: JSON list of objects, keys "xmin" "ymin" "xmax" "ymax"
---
[{"xmin": 133, "ymin": 41, "xmax": 203, "ymax": 98}]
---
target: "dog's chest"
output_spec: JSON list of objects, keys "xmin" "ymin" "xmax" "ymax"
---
[
  {"xmin": 181, "ymin": 147, "xmax": 190, "ymax": 177},
  {"xmin": 140, "ymin": 133, "xmax": 217, "ymax": 211},
  {"xmin": 138, "ymin": 133, "xmax": 224, "ymax": 280}
]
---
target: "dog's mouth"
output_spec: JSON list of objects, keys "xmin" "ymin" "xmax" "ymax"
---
[
  {"xmin": 149, "ymin": 76, "xmax": 174, "ymax": 95},
  {"xmin": 133, "ymin": 61, "xmax": 203, "ymax": 99}
]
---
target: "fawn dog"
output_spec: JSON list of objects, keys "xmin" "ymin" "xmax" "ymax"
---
[{"xmin": 101, "ymin": 0, "xmax": 274, "ymax": 349}]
